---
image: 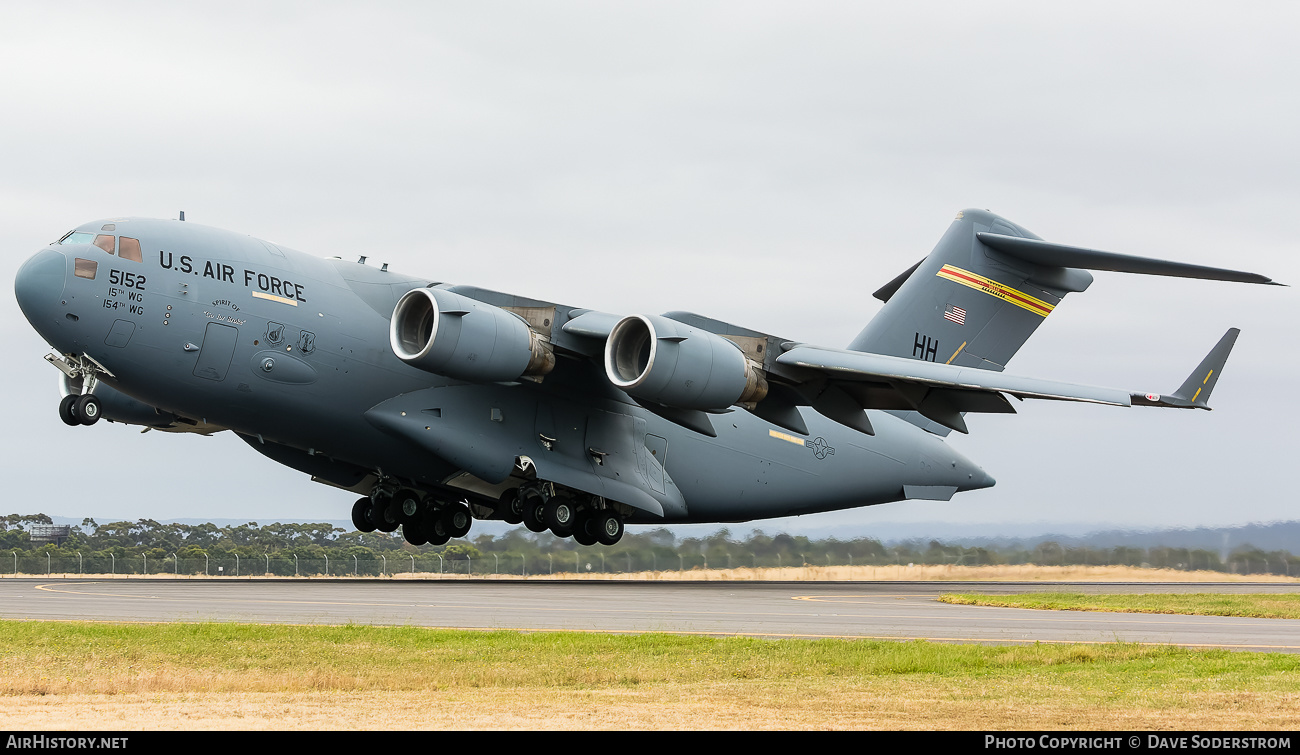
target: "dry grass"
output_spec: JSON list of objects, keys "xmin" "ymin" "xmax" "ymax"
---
[
  {"xmin": 2, "ymin": 621, "xmax": 1299, "ymax": 730},
  {"xmin": 4, "ymin": 683, "xmax": 1298, "ymax": 730},
  {"xmin": 526, "ymin": 564, "xmax": 1300, "ymax": 583},
  {"xmin": 941, "ymin": 592, "xmax": 1300, "ymax": 619}
]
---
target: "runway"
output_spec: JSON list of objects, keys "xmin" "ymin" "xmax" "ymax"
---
[{"xmin": 1, "ymin": 578, "xmax": 1297, "ymax": 652}]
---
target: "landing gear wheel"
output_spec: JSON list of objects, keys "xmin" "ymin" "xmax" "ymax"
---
[
  {"xmin": 594, "ymin": 511, "xmax": 624, "ymax": 546},
  {"xmin": 572, "ymin": 511, "xmax": 598, "ymax": 546},
  {"xmin": 75, "ymin": 394, "xmax": 102, "ymax": 426},
  {"xmin": 499, "ymin": 488, "xmax": 523, "ymax": 525},
  {"xmin": 521, "ymin": 491, "xmax": 548, "ymax": 533},
  {"xmin": 543, "ymin": 497, "xmax": 575, "ymax": 532},
  {"xmin": 394, "ymin": 489, "xmax": 423, "ymax": 525},
  {"xmin": 373, "ymin": 499, "xmax": 399, "ymax": 533},
  {"xmin": 402, "ymin": 520, "xmax": 427, "ymax": 546},
  {"xmin": 365, "ymin": 498, "xmax": 385, "ymax": 530},
  {"xmin": 442, "ymin": 502, "xmax": 472, "ymax": 539},
  {"xmin": 352, "ymin": 497, "xmax": 376, "ymax": 533},
  {"xmin": 426, "ymin": 515, "xmax": 451, "ymax": 546},
  {"xmin": 58, "ymin": 395, "xmax": 79, "ymax": 426}
]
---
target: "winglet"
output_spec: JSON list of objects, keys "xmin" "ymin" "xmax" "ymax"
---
[{"xmin": 1131, "ymin": 328, "xmax": 1240, "ymax": 410}]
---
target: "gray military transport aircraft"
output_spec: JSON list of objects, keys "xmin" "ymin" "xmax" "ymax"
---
[{"xmin": 14, "ymin": 209, "xmax": 1278, "ymax": 546}]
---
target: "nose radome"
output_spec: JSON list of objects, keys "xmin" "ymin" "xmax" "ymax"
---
[{"xmin": 15, "ymin": 248, "xmax": 67, "ymax": 325}]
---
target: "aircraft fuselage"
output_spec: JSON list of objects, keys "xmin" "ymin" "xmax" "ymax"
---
[{"xmin": 15, "ymin": 218, "xmax": 992, "ymax": 530}]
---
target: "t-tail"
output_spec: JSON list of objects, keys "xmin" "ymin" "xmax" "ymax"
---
[{"xmin": 848, "ymin": 208, "xmax": 1278, "ymax": 432}]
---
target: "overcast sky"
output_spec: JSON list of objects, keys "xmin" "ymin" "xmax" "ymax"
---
[{"xmin": 2, "ymin": 2, "xmax": 1296, "ymax": 533}]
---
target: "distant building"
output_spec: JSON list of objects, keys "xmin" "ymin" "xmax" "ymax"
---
[{"xmin": 29, "ymin": 525, "xmax": 71, "ymax": 546}]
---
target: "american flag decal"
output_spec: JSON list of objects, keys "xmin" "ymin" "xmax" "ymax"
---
[{"xmin": 943, "ymin": 304, "xmax": 967, "ymax": 325}]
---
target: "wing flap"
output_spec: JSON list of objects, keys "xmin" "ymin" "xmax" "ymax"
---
[{"xmin": 776, "ymin": 346, "xmax": 1132, "ymax": 407}]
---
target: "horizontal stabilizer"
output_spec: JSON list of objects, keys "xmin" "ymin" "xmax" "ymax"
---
[
  {"xmin": 977, "ymin": 233, "xmax": 1281, "ymax": 286},
  {"xmin": 1131, "ymin": 328, "xmax": 1239, "ymax": 410}
]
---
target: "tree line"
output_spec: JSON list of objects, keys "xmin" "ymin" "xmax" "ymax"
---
[{"xmin": 2, "ymin": 513, "xmax": 1295, "ymax": 577}]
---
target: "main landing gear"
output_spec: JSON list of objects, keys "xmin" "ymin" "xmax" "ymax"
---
[
  {"xmin": 351, "ymin": 487, "xmax": 474, "ymax": 546},
  {"xmin": 348, "ymin": 480, "xmax": 625, "ymax": 548},
  {"xmin": 501, "ymin": 485, "xmax": 625, "ymax": 546}
]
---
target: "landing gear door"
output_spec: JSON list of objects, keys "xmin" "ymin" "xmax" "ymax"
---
[
  {"xmin": 643, "ymin": 433, "xmax": 667, "ymax": 495},
  {"xmin": 584, "ymin": 411, "xmax": 637, "ymax": 487},
  {"xmin": 193, "ymin": 322, "xmax": 238, "ymax": 381},
  {"xmin": 585, "ymin": 412, "xmax": 686, "ymax": 519}
]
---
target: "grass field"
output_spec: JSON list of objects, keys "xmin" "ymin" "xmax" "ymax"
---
[
  {"xmin": 940, "ymin": 592, "xmax": 1300, "ymax": 619},
  {"xmin": 2, "ymin": 620, "xmax": 1298, "ymax": 730}
]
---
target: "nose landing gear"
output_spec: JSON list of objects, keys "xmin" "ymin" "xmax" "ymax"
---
[
  {"xmin": 48, "ymin": 353, "xmax": 113, "ymax": 427},
  {"xmin": 59, "ymin": 394, "xmax": 102, "ymax": 426}
]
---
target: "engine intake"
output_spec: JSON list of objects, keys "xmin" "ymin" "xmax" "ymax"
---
[
  {"xmin": 391, "ymin": 288, "xmax": 554, "ymax": 382},
  {"xmin": 604, "ymin": 314, "xmax": 767, "ymax": 411}
]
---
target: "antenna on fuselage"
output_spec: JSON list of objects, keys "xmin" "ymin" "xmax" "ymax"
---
[
  {"xmin": 357, "ymin": 256, "xmax": 367, "ymax": 264},
  {"xmin": 179, "ymin": 210, "xmax": 186, "ymax": 221}
]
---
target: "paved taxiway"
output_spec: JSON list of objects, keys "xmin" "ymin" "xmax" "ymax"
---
[{"xmin": 1, "ymin": 579, "xmax": 1296, "ymax": 652}]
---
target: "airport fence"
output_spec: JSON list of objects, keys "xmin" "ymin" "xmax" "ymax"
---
[
  {"xmin": 6, "ymin": 550, "xmax": 1296, "ymax": 577},
  {"xmin": 8, "ymin": 553, "xmax": 710, "ymax": 577}
]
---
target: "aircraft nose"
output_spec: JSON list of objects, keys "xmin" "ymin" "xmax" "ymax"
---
[{"xmin": 14, "ymin": 247, "xmax": 67, "ymax": 326}]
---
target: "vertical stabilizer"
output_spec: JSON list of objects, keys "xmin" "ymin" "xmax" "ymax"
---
[
  {"xmin": 851, "ymin": 209, "xmax": 1274, "ymax": 434},
  {"xmin": 850, "ymin": 209, "xmax": 1092, "ymax": 374}
]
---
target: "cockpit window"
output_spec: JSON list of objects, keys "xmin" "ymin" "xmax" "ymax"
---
[
  {"xmin": 119, "ymin": 237, "xmax": 143, "ymax": 263},
  {"xmin": 58, "ymin": 231, "xmax": 95, "ymax": 245},
  {"xmin": 93, "ymin": 235, "xmax": 115, "ymax": 255},
  {"xmin": 74, "ymin": 258, "xmax": 97, "ymax": 280}
]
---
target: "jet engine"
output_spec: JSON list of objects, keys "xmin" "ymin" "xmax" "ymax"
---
[
  {"xmin": 604, "ymin": 314, "xmax": 767, "ymax": 411},
  {"xmin": 390, "ymin": 288, "xmax": 555, "ymax": 382}
]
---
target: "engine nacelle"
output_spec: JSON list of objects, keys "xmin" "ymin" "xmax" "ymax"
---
[
  {"xmin": 604, "ymin": 314, "xmax": 767, "ymax": 411},
  {"xmin": 390, "ymin": 288, "xmax": 554, "ymax": 383}
]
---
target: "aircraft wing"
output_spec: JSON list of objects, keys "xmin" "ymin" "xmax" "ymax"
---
[{"xmin": 769, "ymin": 328, "xmax": 1240, "ymax": 435}]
